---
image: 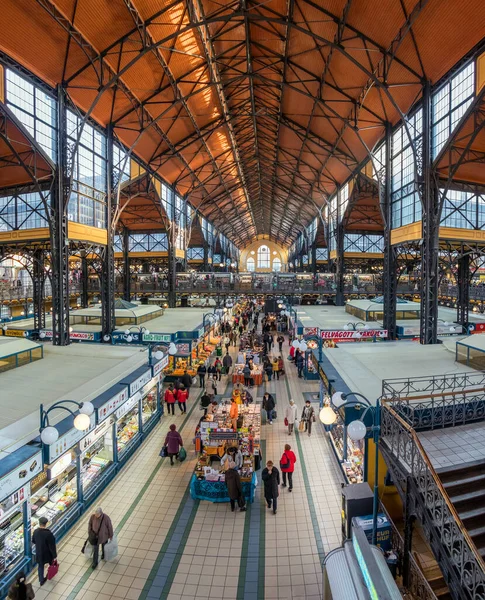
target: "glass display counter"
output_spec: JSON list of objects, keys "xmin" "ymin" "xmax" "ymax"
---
[
  {"xmin": 116, "ymin": 405, "xmax": 140, "ymax": 457},
  {"xmin": 80, "ymin": 421, "xmax": 114, "ymax": 499},
  {"xmin": 141, "ymin": 384, "xmax": 157, "ymax": 426}
]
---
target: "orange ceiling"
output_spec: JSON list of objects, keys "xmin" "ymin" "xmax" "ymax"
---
[{"xmin": 0, "ymin": 0, "xmax": 484, "ymax": 244}]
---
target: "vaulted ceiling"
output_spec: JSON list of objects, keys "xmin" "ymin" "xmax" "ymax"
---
[{"xmin": 1, "ymin": 0, "xmax": 484, "ymax": 245}]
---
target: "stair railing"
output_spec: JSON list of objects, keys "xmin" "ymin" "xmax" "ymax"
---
[{"xmin": 381, "ymin": 402, "xmax": 485, "ymax": 599}]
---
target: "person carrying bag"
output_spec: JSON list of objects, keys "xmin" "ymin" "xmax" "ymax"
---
[{"xmin": 88, "ymin": 508, "xmax": 114, "ymax": 569}]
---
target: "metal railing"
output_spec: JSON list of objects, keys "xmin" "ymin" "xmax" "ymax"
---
[
  {"xmin": 380, "ymin": 402, "xmax": 485, "ymax": 600},
  {"xmin": 382, "ymin": 371, "xmax": 485, "ymax": 398}
]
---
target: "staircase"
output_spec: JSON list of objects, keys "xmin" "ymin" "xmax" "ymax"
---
[{"xmin": 438, "ymin": 460, "xmax": 485, "ymax": 560}]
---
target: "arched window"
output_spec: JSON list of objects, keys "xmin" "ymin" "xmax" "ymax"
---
[
  {"xmin": 257, "ymin": 245, "xmax": 270, "ymax": 269},
  {"xmin": 246, "ymin": 257, "xmax": 255, "ymax": 272},
  {"xmin": 272, "ymin": 258, "xmax": 281, "ymax": 272}
]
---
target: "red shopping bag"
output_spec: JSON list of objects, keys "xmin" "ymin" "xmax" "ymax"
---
[
  {"xmin": 47, "ymin": 560, "xmax": 59, "ymax": 580},
  {"xmin": 284, "ymin": 417, "xmax": 288, "ymax": 426}
]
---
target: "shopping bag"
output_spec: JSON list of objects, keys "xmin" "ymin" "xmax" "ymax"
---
[
  {"xmin": 178, "ymin": 447, "xmax": 187, "ymax": 462},
  {"xmin": 104, "ymin": 535, "xmax": 119, "ymax": 561},
  {"xmin": 298, "ymin": 421, "xmax": 305, "ymax": 432},
  {"xmin": 272, "ymin": 410, "xmax": 277, "ymax": 420},
  {"xmin": 81, "ymin": 539, "xmax": 94, "ymax": 559},
  {"xmin": 284, "ymin": 417, "xmax": 289, "ymax": 427},
  {"xmin": 47, "ymin": 560, "xmax": 59, "ymax": 580},
  {"xmin": 159, "ymin": 446, "xmax": 168, "ymax": 458},
  {"xmin": 192, "ymin": 377, "xmax": 197, "ymax": 385}
]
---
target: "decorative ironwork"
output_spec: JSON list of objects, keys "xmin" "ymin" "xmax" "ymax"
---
[{"xmin": 382, "ymin": 371, "xmax": 485, "ymax": 397}]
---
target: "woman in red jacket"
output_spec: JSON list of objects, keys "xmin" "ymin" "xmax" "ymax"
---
[
  {"xmin": 280, "ymin": 443, "xmax": 297, "ymax": 492},
  {"xmin": 164, "ymin": 384, "xmax": 176, "ymax": 416},
  {"xmin": 177, "ymin": 386, "xmax": 188, "ymax": 414}
]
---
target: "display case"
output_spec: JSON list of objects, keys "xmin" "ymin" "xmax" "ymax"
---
[
  {"xmin": 116, "ymin": 405, "xmax": 140, "ymax": 457},
  {"xmin": 141, "ymin": 384, "xmax": 158, "ymax": 426},
  {"xmin": 328, "ymin": 418, "xmax": 365, "ymax": 485},
  {"xmin": 80, "ymin": 420, "xmax": 115, "ymax": 502}
]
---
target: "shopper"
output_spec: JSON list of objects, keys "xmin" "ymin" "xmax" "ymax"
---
[
  {"xmin": 88, "ymin": 507, "xmax": 114, "ymax": 569},
  {"xmin": 243, "ymin": 364, "xmax": 251, "ymax": 387},
  {"xmin": 265, "ymin": 361, "xmax": 273, "ymax": 382},
  {"xmin": 230, "ymin": 397, "xmax": 239, "ymax": 430},
  {"xmin": 214, "ymin": 357, "xmax": 223, "ymax": 381},
  {"xmin": 262, "ymin": 392, "xmax": 275, "ymax": 425},
  {"xmin": 277, "ymin": 356, "xmax": 284, "ymax": 376},
  {"xmin": 224, "ymin": 335, "xmax": 230, "ymax": 351},
  {"xmin": 223, "ymin": 351, "xmax": 233, "ymax": 375},
  {"xmin": 272, "ymin": 356, "xmax": 279, "ymax": 380},
  {"xmin": 197, "ymin": 363, "xmax": 207, "ymax": 388},
  {"xmin": 268, "ymin": 334, "xmax": 274, "ymax": 351},
  {"xmin": 180, "ymin": 370, "xmax": 192, "ymax": 397},
  {"xmin": 177, "ymin": 385, "xmax": 188, "ymax": 414},
  {"xmin": 296, "ymin": 352, "xmax": 304, "ymax": 378},
  {"xmin": 285, "ymin": 399, "xmax": 298, "ymax": 435},
  {"xmin": 221, "ymin": 446, "xmax": 243, "ymax": 470},
  {"xmin": 164, "ymin": 384, "xmax": 176, "ymax": 416},
  {"xmin": 225, "ymin": 461, "xmax": 246, "ymax": 512},
  {"xmin": 7, "ymin": 572, "xmax": 35, "ymax": 599},
  {"xmin": 205, "ymin": 375, "xmax": 217, "ymax": 399},
  {"xmin": 280, "ymin": 444, "xmax": 297, "ymax": 491},
  {"xmin": 164, "ymin": 424, "xmax": 183, "ymax": 465},
  {"xmin": 200, "ymin": 392, "xmax": 211, "ymax": 416},
  {"xmin": 277, "ymin": 334, "xmax": 284, "ymax": 353},
  {"xmin": 262, "ymin": 461, "xmax": 280, "ymax": 515},
  {"xmin": 32, "ymin": 517, "xmax": 57, "ymax": 586},
  {"xmin": 301, "ymin": 400, "xmax": 316, "ymax": 436},
  {"xmin": 208, "ymin": 363, "xmax": 216, "ymax": 378}
]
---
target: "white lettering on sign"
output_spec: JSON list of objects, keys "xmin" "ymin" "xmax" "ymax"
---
[
  {"xmin": 129, "ymin": 369, "xmax": 152, "ymax": 396},
  {"xmin": 0, "ymin": 452, "xmax": 43, "ymax": 503},
  {"xmin": 115, "ymin": 393, "xmax": 140, "ymax": 420},
  {"xmin": 41, "ymin": 330, "xmax": 95, "ymax": 341},
  {"xmin": 152, "ymin": 355, "xmax": 169, "ymax": 377},
  {"xmin": 97, "ymin": 387, "xmax": 129, "ymax": 422},
  {"xmin": 320, "ymin": 330, "xmax": 388, "ymax": 339}
]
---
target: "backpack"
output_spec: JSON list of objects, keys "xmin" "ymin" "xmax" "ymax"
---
[{"xmin": 280, "ymin": 452, "xmax": 290, "ymax": 470}]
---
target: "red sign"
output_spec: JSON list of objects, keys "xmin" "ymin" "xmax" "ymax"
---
[
  {"xmin": 320, "ymin": 330, "xmax": 388, "ymax": 340},
  {"xmin": 41, "ymin": 330, "xmax": 95, "ymax": 341},
  {"xmin": 303, "ymin": 327, "xmax": 318, "ymax": 337}
]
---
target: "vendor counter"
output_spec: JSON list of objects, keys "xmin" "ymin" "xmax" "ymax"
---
[
  {"xmin": 232, "ymin": 364, "xmax": 264, "ymax": 386},
  {"xmin": 190, "ymin": 473, "xmax": 257, "ymax": 503}
]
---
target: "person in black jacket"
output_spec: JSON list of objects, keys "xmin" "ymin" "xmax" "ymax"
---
[
  {"xmin": 197, "ymin": 364, "xmax": 207, "ymax": 388},
  {"xmin": 180, "ymin": 370, "xmax": 192, "ymax": 397},
  {"xmin": 225, "ymin": 461, "xmax": 246, "ymax": 512},
  {"xmin": 222, "ymin": 352, "xmax": 233, "ymax": 375},
  {"xmin": 262, "ymin": 461, "xmax": 280, "ymax": 514},
  {"xmin": 200, "ymin": 392, "xmax": 211, "ymax": 416},
  {"xmin": 262, "ymin": 392, "xmax": 275, "ymax": 425},
  {"xmin": 32, "ymin": 517, "xmax": 57, "ymax": 585}
]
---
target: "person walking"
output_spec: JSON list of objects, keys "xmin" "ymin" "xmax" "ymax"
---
[
  {"xmin": 223, "ymin": 351, "xmax": 233, "ymax": 375},
  {"xmin": 164, "ymin": 424, "xmax": 183, "ymax": 465},
  {"xmin": 197, "ymin": 363, "xmax": 207, "ymax": 388},
  {"xmin": 265, "ymin": 361, "xmax": 273, "ymax": 382},
  {"xmin": 268, "ymin": 334, "xmax": 274, "ymax": 351},
  {"xmin": 88, "ymin": 507, "xmax": 113, "ymax": 569},
  {"xmin": 277, "ymin": 334, "xmax": 284, "ymax": 353},
  {"xmin": 272, "ymin": 356, "xmax": 279, "ymax": 380},
  {"xmin": 262, "ymin": 392, "xmax": 275, "ymax": 425},
  {"xmin": 243, "ymin": 363, "xmax": 251, "ymax": 387},
  {"xmin": 32, "ymin": 517, "xmax": 57, "ymax": 586},
  {"xmin": 7, "ymin": 573, "xmax": 35, "ymax": 599},
  {"xmin": 280, "ymin": 444, "xmax": 297, "ymax": 492},
  {"xmin": 224, "ymin": 335, "xmax": 230, "ymax": 352},
  {"xmin": 200, "ymin": 392, "xmax": 211, "ymax": 416},
  {"xmin": 164, "ymin": 384, "xmax": 176, "ymax": 416},
  {"xmin": 177, "ymin": 385, "xmax": 188, "ymax": 414},
  {"xmin": 285, "ymin": 399, "xmax": 298, "ymax": 435},
  {"xmin": 214, "ymin": 357, "xmax": 223, "ymax": 381},
  {"xmin": 277, "ymin": 356, "xmax": 284, "ymax": 376},
  {"xmin": 262, "ymin": 461, "xmax": 280, "ymax": 514},
  {"xmin": 230, "ymin": 397, "xmax": 239, "ymax": 430},
  {"xmin": 205, "ymin": 375, "xmax": 217, "ymax": 399},
  {"xmin": 225, "ymin": 461, "xmax": 246, "ymax": 512},
  {"xmin": 296, "ymin": 352, "xmax": 304, "ymax": 378},
  {"xmin": 301, "ymin": 400, "xmax": 315, "ymax": 436},
  {"xmin": 180, "ymin": 370, "xmax": 192, "ymax": 397}
]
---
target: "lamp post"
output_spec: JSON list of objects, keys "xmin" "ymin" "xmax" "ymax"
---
[
  {"xmin": 39, "ymin": 399, "xmax": 95, "ymax": 445},
  {"xmin": 320, "ymin": 391, "xmax": 382, "ymax": 546},
  {"xmin": 343, "ymin": 322, "xmax": 369, "ymax": 331},
  {"xmin": 450, "ymin": 323, "xmax": 474, "ymax": 336},
  {"xmin": 147, "ymin": 342, "xmax": 177, "ymax": 364},
  {"xmin": 123, "ymin": 325, "xmax": 150, "ymax": 343}
]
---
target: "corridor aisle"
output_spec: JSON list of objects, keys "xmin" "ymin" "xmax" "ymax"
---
[{"xmin": 29, "ymin": 340, "xmax": 343, "ymax": 600}]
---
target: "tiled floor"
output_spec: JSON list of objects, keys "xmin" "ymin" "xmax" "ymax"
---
[
  {"xmin": 418, "ymin": 421, "xmax": 485, "ymax": 469},
  {"xmin": 29, "ymin": 340, "xmax": 344, "ymax": 600}
]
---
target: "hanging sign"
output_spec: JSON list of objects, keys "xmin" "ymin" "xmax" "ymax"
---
[
  {"xmin": 40, "ymin": 330, "xmax": 96, "ymax": 341},
  {"xmin": 47, "ymin": 413, "xmax": 96, "ymax": 463},
  {"xmin": 152, "ymin": 355, "xmax": 169, "ymax": 377},
  {"xmin": 320, "ymin": 330, "xmax": 387, "ymax": 340},
  {"xmin": 0, "ymin": 451, "xmax": 43, "ymax": 502},
  {"xmin": 5, "ymin": 330, "xmax": 27, "ymax": 338},
  {"xmin": 115, "ymin": 393, "xmax": 140, "ymax": 420},
  {"xmin": 303, "ymin": 327, "xmax": 318, "ymax": 337},
  {"xmin": 143, "ymin": 333, "xmax": 171, "ymax": 343},
  {"xmin": 97, "ymin": 387, "xmax": 129, "ymax": 422},
  {"xmin": 175, "ymin": 343, "xmax": 190, "ymax": 355},
  {"xmin": 80, "ymin": 420, "xmax": 112, "ymax": 452},
  {"xmin": 128, "ymin": 369, "xmax": 152, "ymax": 396}
]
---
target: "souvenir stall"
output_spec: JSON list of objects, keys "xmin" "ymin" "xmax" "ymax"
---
[
  {"xmin": 232, "ymin": 362, "xmax": 264, "ymax": 386},
  {"xmin": 0, "ymin": 446, "xmax": 43, "ymax": 599},
  {"xmin": 302, "ymin": 336, "xmax": 320, "ymax": 380},
  {"xmin": 190, "ymin": 402, "xmax": 261, "ymax": 503}
]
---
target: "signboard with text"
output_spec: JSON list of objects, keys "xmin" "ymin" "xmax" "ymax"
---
[
  {"xmin": 41, "ymin": 330, "xmax": 96, "ymax": 341},
  {"xmin": 97, "ymin": 387, "xmax": 129, "ymax": 422},
  {"xmin": 320, "ymin": 330, "xmax": 387, "ymax": 340},
  {"xmin": 47, "ymin": 413, "xmax": 96, "ymax": 463},
  {"xmin": 143, "ymin": 333, "xmax": 171, "ymax": 343},
  {"xmin": 0, "ymin": 451, "xmax": 43, "ymax": 501}
]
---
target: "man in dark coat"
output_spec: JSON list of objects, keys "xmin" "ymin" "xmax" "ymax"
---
[
  {"xmin": 197, "ymin": 363, "xmax": 207, "ymax": 388},
  {"xmin": 262, "ymin": 392, "xmax": 275, "ymax": 424},
  {"xmin": 296, "ymin": 352, "xmax": 304, "ymax": 378},
  {"xmin": 32, "ymin": 517, "xmax": 57, "ymax": 585},
  {"xmin": 180, "ymin": 370, "xmax": 192, "ymax": 397},
  {"xmin": 262, "ymin": 461, "xmax": 280, "ymax": 514},
  {"xmin": 222, "ymin": 352, "xmax": 233, "ymax": 375},
  {"xmin": 225, "ymin": 462, "xmax": 246, "ymax": 512}
]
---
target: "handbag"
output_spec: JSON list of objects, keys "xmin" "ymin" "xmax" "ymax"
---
[
  {"xmin": 47, "ymin": 560, "xmax": 59, "ymax": 580},
  {"xmin": 159, "ymin": 445, "xmax": 168, "ymax": 458},
  {"xmin": 192, "ymin": 377, "xmax": 197, "ymax": 385},
  {"xmin": 178, "ymin": 447, "xmax": 187, "ymax": 462},
  {"xmin": 284, "ymin": 417, "xmax": 289, "ymax": 426},
  {"xmin": 298, "ymin": 421, "xmax": 305, "ymax": 432},
  {"xmin": 272, "ymin": 409, "xmax": 277, "ymax": 420},
  {"xmin": 104, "ymin": 535, "xmax": 119, "ymax": 561}
]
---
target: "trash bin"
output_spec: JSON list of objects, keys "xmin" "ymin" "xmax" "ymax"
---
[{"xmin": 216, "ymin": 346, "xmax": 222, "ymax": 357}]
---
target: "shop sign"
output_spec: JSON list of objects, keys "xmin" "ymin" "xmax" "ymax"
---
[
  {"xmin": 320, "ymin": 330, "xmax": 388, "ymax": 340},
  {"xmin": 142, "ymin": 333, "xmax": 171, "ymax": 343},
  {"xmin": 0, "ymin": 451, "xmax": 42, "ymax": 502},
  {"xmin": 303, "ymin": 327, "xmax": 318, "ymax": 337},
  {"xmin": 40, "ymin": 330, "xmax": 95, "ymax": 341},
  {"xmin": 176, "ymin": 342, "xmax": 190, "ymax": 355},
  {"xmin": 129, "ymin": 369, "xmax": 152, "ymax": 396},
  {"xmin": 474, "ymin": 323, "xmax": 485, "ymax": 332},
  {"xmin": 152, "ymin": 355, "xmax": 169, "ymax": 377},
  {"xmin": 115, "ymin": 393, "xmax": 140, "ymax": 420},
  {"xmin": 0, "ymin": 485, "xmax": 29, "ymax": 519},
  {"xmin": 47, "ymin": 413, "xmax": 96, "ymax": 463},
  {"xmin": 80, "ymin": 420, "xmax": 111, "ymax": 451},
  {"xmin": 5, "ymin": 329, "xmax": 27, "ymax": 338},
  {"xmin": 48, "ymin": 452, "xmax": 73, "ymax": 479},
  {"xmin": 97, "ymin": 387, "xmax": 129, "ymax": 422},
  {"xmin": 112, "ymin": 331, "xmax": 141, "ymax": 343}
]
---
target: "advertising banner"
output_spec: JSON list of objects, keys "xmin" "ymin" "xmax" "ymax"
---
[{"xmin": 320, "ymin": 330, "xmax": 388, "ymax": 340}]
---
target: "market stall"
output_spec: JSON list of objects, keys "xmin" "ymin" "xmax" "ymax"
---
[
  {"xmin": 232, "ymin": 362, "xmax": 264, "ymax": 386},
  {"xmin": 0, "ymin": 446, "xmax": 43, "ymax": 598},
  {"xmin": 190, "ymin": 402, "xmax": 261, "ymax": 503}
]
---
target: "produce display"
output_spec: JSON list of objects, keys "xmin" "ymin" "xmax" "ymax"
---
[
  {"xmin": 31, "ymin": 478, "xmax": 77, "ymax": 529},
  {"xmin": 117, "ymin": 409, "xmax": 139, "ymax": 453}
]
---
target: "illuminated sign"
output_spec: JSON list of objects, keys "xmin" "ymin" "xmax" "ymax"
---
[
  {"xmin": 129, "ymin": 369, "xmax": 152, "ymax": 396},
  {"xmin": 41, "ymin": 330, "xmax": 95, "ymax": 341},
  {"xmin": 48, "ymin": 452, "xmax": 73, "ymax": 479},
  {"xmin": 152, "ymin": 355, "xmax": 169, "ymax": 377},
  {"xmin": 0, "ymin": 452, "xmax": 43, "ymax": 502},
  {"xmin": 320, "ymin": 330, "xmax": 388, "ymax": 340},
  {"xmin": 47, "ymin": 413, "xmax": 96, "ymax": 463},
  {"xmin": 353, "ymin": 529, "xmax": 379, "ymax": 600},
  {"xmin": 97, "ymin": 388, "xmax": 129, "ymax": 422},
  {"xmin": 142, "ymin": 333, "xmax": 171, "ymax": 343},
  {"xmin": 5, "ymin": 330, "xmax": 27, "ymax": 338}
]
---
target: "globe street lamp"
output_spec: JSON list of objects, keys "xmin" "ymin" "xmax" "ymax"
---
[
  {"xmin": 40, "ymin": 400, "xmax": 95, "ymax": 445},
  {"xmin": 320, "ymin": 391, "xmax": 382, "ymax": 545},
  {"xmin": 124, "ymin": 325, "xmax": 150, "ymax": 343}
]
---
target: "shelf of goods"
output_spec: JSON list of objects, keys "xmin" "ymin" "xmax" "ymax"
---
[
  {"xmin": 164, "ymin": 357, "xmax": 196, "ymax": 378},
  {"xmin": 0, "ymin": 509, "xmax": 23, "ymax": 574},
  {"xmin": 232, "ymin": 363, "xmax": 263, "ymax": 386},
  {"xmin": 328, "ymin": 422, "xmax": 364, "ymax": 485},
  {"xmin": 190, "ymin": 404, "xmax": 261, "ymax": 502},
  {"xmin": 116, "ymin": 408, "xmax": 139, "ymax": 454}
]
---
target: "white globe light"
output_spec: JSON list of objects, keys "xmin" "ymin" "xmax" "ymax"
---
[
  {"xmin": 348, "ymin": 420, "xmax": 367, "ymax": 441},
  {"xmin": 332, "ymin": 391, "xmax": 345, "ymax": 408},
  {"xmin": 126, "ymin": 334, "xmax": 133, "ymax": 342},
  {"xmin": 103, "ymin": 334, "xmax": 111, "ymax": 342},
  {"xmin": 73, "ymin": 413, "xmax": 91, "ymax": 431},
  {"xmin": 79, "ymin": 401, "xmax": 94, "ymax": 416},
  {"xmin": 168, "ymin": 342, "xmax": 177, "ymax": 355},
  {"xmin": 320, "ymin": 406, "xmax": 337, "ymax": 425},
  {"xmin": 40, "ymin": 426, "xmax": 59, "ymax": 445},
  {"xmin": 154, "ymin": 350, "xmax": 164, "ymax": 360},
  {"xmin": 300, "ymin": 342, "xmax": 308, "ymax": 352},
  {"xmin": 354, "ymin": 332, "xmax": 362, "ymax": 338},
  {"xmin": 449, "ymin": 326, "xmax": 455, "ymax": 333},
  {"xmin": 469, "ymin": 324, "xmax": 475, "ymax": 331},
  {"xmin": 443, "ymin": 321, "xmax": 450, "ymax": 326},
  {"xmin": 292, "ymin": 340, "xmax": 300, "ymax": 349},
  {"xmin": 39, "ymin": 331, "xmax": 46, "ymax": 339},
  {"xmin": 144, "ymin": 329, "xmax": 150, "ymax": 335},
  {"xmin": 125, "ymin": 329, "xmax": 130, "ymax": 336}
]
